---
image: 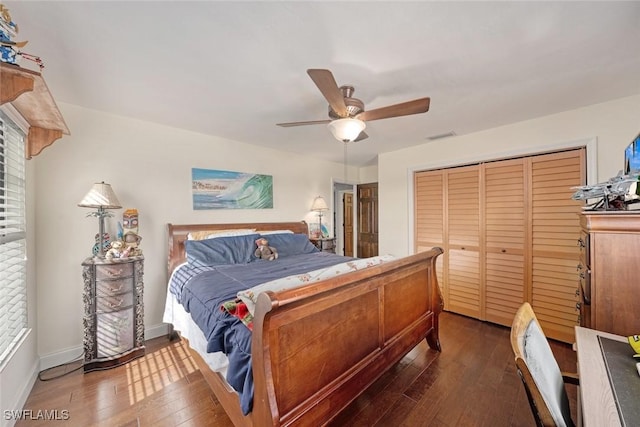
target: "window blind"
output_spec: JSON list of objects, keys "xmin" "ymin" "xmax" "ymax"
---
[{"xmin": 0, "ymin": 110, "xmax": 27, "ymax": 365}]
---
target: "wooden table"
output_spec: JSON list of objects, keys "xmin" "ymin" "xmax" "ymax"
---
[{"xmin": 574, "ymin": 326, "xmax": 626, "ymax": 427}]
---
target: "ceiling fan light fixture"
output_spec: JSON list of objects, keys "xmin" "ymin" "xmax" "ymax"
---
[{"xmin": 328, "ymin": 118, "xmax": 366, "ymax": 143}]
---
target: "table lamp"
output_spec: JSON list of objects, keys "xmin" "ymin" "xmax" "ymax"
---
[
  {"xmin": 78, "ymin": 182, "xmax": 122, "ymax": 258},
  {"xmin": 310, "ymin": 196, "xmax": 329, "ymax": 238}
]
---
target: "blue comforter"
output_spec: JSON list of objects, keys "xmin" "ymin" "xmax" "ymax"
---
[{"xmin": 170, "ymin": 252, "xmax": 352, "ymax": 414}]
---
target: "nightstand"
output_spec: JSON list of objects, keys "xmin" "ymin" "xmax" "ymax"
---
[
  {"xmin": 310, "ymin": 237, "xmax": 336, "ymax": 254},
  {"xmin": 82, "ymin": 255, "xmax": 145, "ymax": 372}
]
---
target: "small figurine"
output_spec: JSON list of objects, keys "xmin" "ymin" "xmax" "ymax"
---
[
  {"xmin": 120, "ymin": 245, "xmax": 132, "ymax": 258},
  {"xmin": 123, "ymin": 209, "xmax": 139, "ymax": 234},
  {"xmin": 92, "ymin": 232, "xmax": 110, "ymax": 256},
  {"xmin": 105, "ymin": 240, "xmax": 124, "ymax": 260},
  {"xmin": 572, "ymin": 170, "xmax": 640, "ymax": 211},
  {"xmin": 254, "ymin": 237, "xmax": 278, "ymax": 261},
  {"xmin": 117, "ymin": 221, "xmax": 123, "ymax": 241},
  {"xmin": 122, "ymin": 208, "xmax": 142, "ymax": 256},
  {"xmin": 0, "ymin": 4, "xmax": 26, "ymax": 65}
]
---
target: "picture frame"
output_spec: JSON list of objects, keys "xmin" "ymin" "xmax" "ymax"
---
[{"xmin": 192, "ymin": 168, "xmax": 273, "ymax": 210}]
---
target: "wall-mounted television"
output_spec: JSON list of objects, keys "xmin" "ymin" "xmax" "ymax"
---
[{"xmin": 624, "ymin": 132, "xmax": 640, "ymax": 174}]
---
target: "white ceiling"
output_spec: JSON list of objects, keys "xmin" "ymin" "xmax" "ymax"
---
[{"xmin": 5, "ymin": 1, "xmax": 640, "ymax": 166}]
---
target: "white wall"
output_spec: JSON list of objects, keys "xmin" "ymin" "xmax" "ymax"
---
[
  {"xmin": 378, "ymin": 94, "xmax": 640, "ymax": 257},
  {"xmin": 358, "ymin": 164, "xmax": 378, "ymax": 183},
  {"xmin": 33, "ymin": 103, "xmax": 352, "ymax": 363}
]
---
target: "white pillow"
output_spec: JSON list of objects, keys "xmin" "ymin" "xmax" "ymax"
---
[
  {"xmin": 258, "ymin": 230, "xmax": 294, "ymax": 235},
  {"xmin": 187, "ymin": 228, "xmax": 256, "ymax": 241}
]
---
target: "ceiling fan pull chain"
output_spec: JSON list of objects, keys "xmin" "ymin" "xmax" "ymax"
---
[{"xmin": 344, "ymin": 142, "xmax": 348, "ymax": 182}]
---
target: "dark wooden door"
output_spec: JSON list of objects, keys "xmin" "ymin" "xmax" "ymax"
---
[
  {"xmin": 357, "ymin": 183, "xmax": 378, "ymax": 258},
  {"xmin": 343, "ymin": 192, "xmax": 354, "ymax": 257}
]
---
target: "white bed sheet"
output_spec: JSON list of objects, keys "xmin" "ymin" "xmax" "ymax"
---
[{"xmin": 162, "ymin": 262, "xmax": 229, "ymax": 374}]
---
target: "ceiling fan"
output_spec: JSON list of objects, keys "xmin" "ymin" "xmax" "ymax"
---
[{"xmin": 277, "ymin": 69, "xmax": 431, "ymax": 143}]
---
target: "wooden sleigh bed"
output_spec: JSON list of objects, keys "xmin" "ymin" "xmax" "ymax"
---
[{"xmin": 166, "ymin": 221, "xmax": 444, "ymax": 427}]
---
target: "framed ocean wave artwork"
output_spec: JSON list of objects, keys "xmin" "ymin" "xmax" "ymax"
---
[{"xmin": 192, "ymin": 168, "xmax": 274, "ymax": 210}]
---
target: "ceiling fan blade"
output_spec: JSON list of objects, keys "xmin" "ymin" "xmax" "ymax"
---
[
  {"xmin": 353, "ymin": 131, "xmax": 368, "ymax": 142},
  {"xmin": 276, "ymin": 119, "xmax": 331, "ymax": 127},
  {"xmin": 307, "ymin": 69, "xmax": 348, "ymax": 117},
  {"xmin": 356, "ymin": 97, "xmax": 430, "ymax": 122}
]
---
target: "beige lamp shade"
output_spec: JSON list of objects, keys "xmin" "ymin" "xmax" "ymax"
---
[
  {"xmin": 310, "ymin": 196, "xmax": 329, "ymax": 212},
  {"xmin": 327, "ymin": 118, "xmax": 366, "ymax": 143},
  {"xmin": 78, "ymin": 182, "xmax": 122, "ymax": 209}
]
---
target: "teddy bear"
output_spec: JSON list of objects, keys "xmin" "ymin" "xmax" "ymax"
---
[
  {"xmin": 105, "ymin": 240, "xmax": 125, "ymax": 260},
  {"xmin": 254, "ymin": 237, "xmax": 278, "ymax": 261}
]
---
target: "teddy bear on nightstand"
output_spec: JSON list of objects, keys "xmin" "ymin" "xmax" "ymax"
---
[
  {"xmin": 254, "ymin": 237, "xmax": 278, "ymax": 261},
  {"xmin": 105, "ymin": 240, "xmax": 125, "ymax": 260}
]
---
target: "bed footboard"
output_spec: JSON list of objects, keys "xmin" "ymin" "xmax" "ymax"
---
[{"xmin": 251, "ymin": 247, "xmax": 444, "ymax": 426}]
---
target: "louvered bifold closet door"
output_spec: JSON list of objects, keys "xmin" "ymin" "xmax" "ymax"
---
[
  {"xmin": 530, "ymin": 149, "xmax": 585, "ymax": 343},
  {"xmin": 483, "ymin": 159, "xmax": 527, "ymax": 326},
  {"xmin": 447, "ymin": 165, "xmax": 480, "ymax": 318},
  {"xmin": 414, "ymin": 170, "xmax": 445, "ymax": 302}
]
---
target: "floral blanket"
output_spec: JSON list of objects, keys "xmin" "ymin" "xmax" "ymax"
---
[{"xmin": 221, "ymin": 254, "xmax": 395, "ymax": 330}]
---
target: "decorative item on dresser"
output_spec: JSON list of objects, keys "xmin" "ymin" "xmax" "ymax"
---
[
  {"xmin": 577, "ymin": 211, "xmax": 640, "ymax": 336},
  {"xmin": 121, "ymin": 208, "xmax": 142, "ymax": 252},
  {"xmin": 82, "ymin": 255, "xmax": 145, "ymax": 372},
  {"xmin": 310, "ymin": 236, "xmax": 336, "ymax": 253}
]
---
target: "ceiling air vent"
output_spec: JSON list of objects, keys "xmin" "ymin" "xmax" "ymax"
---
[{"xmin": 426, "ymin": 131, "xmax": 456, "ymax": 141}]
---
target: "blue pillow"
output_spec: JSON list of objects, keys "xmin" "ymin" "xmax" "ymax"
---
[
  {"xmin": 186, "ymin": 233, "xmax": 259, "ymax": 267},
  {"xmin": 260, "ymin": 233, "xmax": 318, "ymax": 258}
]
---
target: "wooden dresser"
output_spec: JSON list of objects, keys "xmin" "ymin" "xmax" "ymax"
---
[
  {"xmin": 82, "ymin": 256, "xmax": 145, "ymax": 372},
  {"xmin": 579, "ymin": 212, "xmax": 640, "ymax": 336}
]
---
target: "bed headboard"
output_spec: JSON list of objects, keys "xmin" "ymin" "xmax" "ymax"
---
[{"xmin": 167, "ymin": 221, "xmax": 309, "ymax": 277}]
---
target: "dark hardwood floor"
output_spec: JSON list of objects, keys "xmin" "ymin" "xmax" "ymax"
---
[{"xmin": 16, "ymin": 312, "xmax": 577, "ymax": 426}]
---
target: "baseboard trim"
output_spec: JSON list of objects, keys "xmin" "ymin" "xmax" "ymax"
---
[
  {"xmin": 39, "ymin": 323, "xmax": 171, "ymax": 371},
  {"xmin": 146, "ymin": 322, "xmax": 170, "ymax": 340}
]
